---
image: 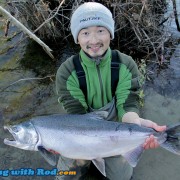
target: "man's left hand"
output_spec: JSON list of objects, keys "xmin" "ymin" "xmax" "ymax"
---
[
  {"xmin": 140, "ymin": 119, "xmax": 166, "ymax": 150},
  {"xmin": 122, "ymin": 112, "xmax": 167, "ymax": 150}
]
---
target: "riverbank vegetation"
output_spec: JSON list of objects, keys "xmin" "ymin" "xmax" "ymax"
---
[{"xmin": 0, "ymin": 0, "xmax": 179, "ymax": 67}]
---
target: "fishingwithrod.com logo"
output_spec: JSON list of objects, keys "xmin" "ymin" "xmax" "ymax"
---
[{"xmin": 0, "ymin": 168, "xmax": 76, "ymax": 177}]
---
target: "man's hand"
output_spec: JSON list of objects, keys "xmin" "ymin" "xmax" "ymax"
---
[
  {"xmin": 140, "ymin": 119, "xmax": 166, "ymax": 149},
  {"xmin": 122, "ymin": 112, "xmax": 166, "ymax": 150}
]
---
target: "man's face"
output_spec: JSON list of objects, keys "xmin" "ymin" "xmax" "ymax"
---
[{"xmin": 77, "ymin": 26, "xmax": 111, "ymax": 58}]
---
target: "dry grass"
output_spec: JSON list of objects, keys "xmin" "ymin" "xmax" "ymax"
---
[{"xmin": 5, "ymin": 0, "xmax": 172, "ymax": 63}]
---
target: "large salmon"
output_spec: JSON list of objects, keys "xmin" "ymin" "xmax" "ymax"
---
[{"xmin": 4, "ymin": 111, "xmax": 180, "ymax": 176}]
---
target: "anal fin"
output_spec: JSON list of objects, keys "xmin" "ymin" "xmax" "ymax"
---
[
  {"xmin": 92, "ymin": 158, "xmax": 106, "ymax": 177},
  {"xmin": 122, "ymin": 145, "xmax": 144, "ymax": 167}
]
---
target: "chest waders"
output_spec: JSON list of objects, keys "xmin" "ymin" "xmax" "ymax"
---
[{"xmin": 73, "ymin": 50, "xmax": 120, "ymax": 120}]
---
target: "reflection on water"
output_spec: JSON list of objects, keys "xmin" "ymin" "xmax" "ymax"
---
[
  {"xmin": 133, "ymin": 2, "xmax": 180, "ymax": 178},
  {"xmin": 145, "ymin": 44, "xmax": 180, "ymax": 99},
  {"xmin": 165, "ymin": 0, "xmax": 180, "ymax": 36},
  {"xmin": 133, "ymin": 56, "xmax": 180, "ymax": 179}
]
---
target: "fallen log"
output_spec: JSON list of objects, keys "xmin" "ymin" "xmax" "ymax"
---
[{"xmin": 0, "ymin": 5, "xmax": 54, "ymax": 60}]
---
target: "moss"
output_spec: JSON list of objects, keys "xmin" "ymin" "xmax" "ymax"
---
[
  {"xmin": 0, "ymin": 35, "xmax": 7, "ymax": 46},
  {"xmin": 0, "ymin": 54, "xmax": 19, "ymax": 82}
]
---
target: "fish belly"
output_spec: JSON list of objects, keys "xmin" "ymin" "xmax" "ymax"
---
[{"xmin": 39, "ymin": 129, "xmax": 147, "ymax": 160}]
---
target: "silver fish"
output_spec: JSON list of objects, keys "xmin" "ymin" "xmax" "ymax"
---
[{"xmin": 4, "ymin": 111, "xmax": 180, "ymax": 176}]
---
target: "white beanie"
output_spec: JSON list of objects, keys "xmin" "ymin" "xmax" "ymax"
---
[{"xmin": 70, "ymin": 2, "xmax": 114, "ymax": 44}]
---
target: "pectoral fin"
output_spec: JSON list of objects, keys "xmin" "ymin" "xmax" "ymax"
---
[
  {"xmin": 90, "ymin": 111, "xmax": 109, "ymax": 120},
  {"xmin": 38, "ymin": 146, "xmax": 57, "ymax": 166},
  {"xmin": 92, "ymin": 158, "xmax": 106, "ymax": 177},
  {"xmin": 122, "ymin": 145, "xmax": 144, "ymax": 167}
]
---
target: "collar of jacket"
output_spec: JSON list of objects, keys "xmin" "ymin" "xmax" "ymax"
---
[{"xmin": 79, "ymin": 48, "xmax": 111, "ymax": 68}]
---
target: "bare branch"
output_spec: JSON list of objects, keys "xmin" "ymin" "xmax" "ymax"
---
[{"xmin": 0, "ymin": 5, "xmax": 54, "ymax": 59}]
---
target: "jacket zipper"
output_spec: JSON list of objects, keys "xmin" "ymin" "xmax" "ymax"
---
[{"xmin": 96, "ymin": 64, "xmax": 104, "ymax": 107}]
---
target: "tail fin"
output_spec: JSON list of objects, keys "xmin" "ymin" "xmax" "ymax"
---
[{"xmin": 160, "ymin": 123, "xmax": 180, "ymax": 155}]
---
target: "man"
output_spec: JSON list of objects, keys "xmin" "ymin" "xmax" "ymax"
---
[{"xmin": 55, "ymin": 2, "xmax": 166, "ymax": 180}]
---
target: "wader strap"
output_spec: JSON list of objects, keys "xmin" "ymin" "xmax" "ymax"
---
[
  {"xmin": 73, "ymin": 54, "xmax": 87, "ymax": 100},
  {"xmin": 111, "ymin": 50, "xmax": 120, "ymax": 97},
  {"xmin": 73, "ymin": 50, "xmax": 120, "ymax": 100}
]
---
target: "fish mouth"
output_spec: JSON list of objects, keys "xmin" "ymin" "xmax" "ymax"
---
[
  {"xmin": 4, "ymin": 126, "xmax": 18, "ymax": 146},
  {"xmin": 4, "ymin": 123, "xmax": 39, "ymax": 150},
  {"xmin": 4, "ymin": 138, "xmax": 17, "ymax": 146}
]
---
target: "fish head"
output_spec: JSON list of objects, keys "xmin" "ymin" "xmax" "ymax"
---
[{"xmin": 4, "ymin": 121, "xmax": 38, "ymax": 151}]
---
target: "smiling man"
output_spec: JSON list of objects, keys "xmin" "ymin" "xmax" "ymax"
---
[
  {"xmin": 78, "ymin": 26, "xmax": 110, "ymax": 58},
  {"xmin": 55, "ymin": 2, "xmax": 166, "ymax": 180}
]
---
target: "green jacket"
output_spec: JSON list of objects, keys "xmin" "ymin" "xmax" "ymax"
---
[{"xmin": 56, "ymin": 48, "xmax": 141, "ymax": 121}]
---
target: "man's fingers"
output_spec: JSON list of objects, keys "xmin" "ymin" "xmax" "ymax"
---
[
  {"xmin": 140, "ymin": 119, "xmax": 157, "ymax": 129},
  {"xmin": 143, "ymin": 135, "xmax": 159, "ymax": 149},
  {"xmin": 140, "ymin": 119, "xmax": 166, "ymax": 132},
  {"xmin": 152, "ymin": 124, "xmax": 166, "ymax": 132}
]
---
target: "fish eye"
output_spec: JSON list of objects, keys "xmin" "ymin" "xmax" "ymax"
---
[{"xmin": 12, "ymin": 126, "xmax": 19, "ymax": 133}]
